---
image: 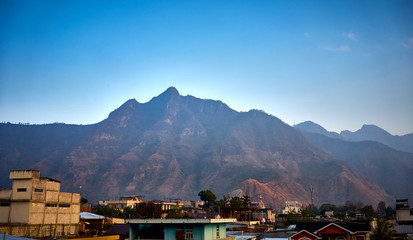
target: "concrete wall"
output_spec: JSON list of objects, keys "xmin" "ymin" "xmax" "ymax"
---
[
  {"xmin": 10, "ymin": 202, "xmax": 30, "ymax": 223},
  {"xmin": 0, "ymin": 224, "xmax": 79, "ymax": 237},
  {"xmin": 0, "ymin": 189, "xmax": 11, "ymax": 200},
  {"xmin": 12, "ymin": 179, "xmax": 33, "ymax": 200},
  {"xmin": 397, "ymin": 208, "xmax": 413, "ymax": 222},
  {"xmin": 10, "ymin": 170, "xmax": 40, "ymax": 179}
]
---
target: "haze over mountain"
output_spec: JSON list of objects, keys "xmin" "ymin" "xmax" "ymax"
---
[
  {"xmin": 295, "ymin": 121, "xmax": 413, "ymax": 153},
  {"xmin": 0, "ymin": 87, "xmax": 395, "ymax": 207},
  {"xmin": 295, "ymin": 129, "xmax": 413, "ymax": 202}
]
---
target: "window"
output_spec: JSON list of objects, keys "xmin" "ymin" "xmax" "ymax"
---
[
  {"xmin": 59, "ymin": 204, "xmax": 70, "ymax": 208},
  {"xmin": 185, "ymin": 227, "xmax": 193, "ymax": 239},
  {"xmin": 0, "ymin": 202, "xmax": 10, "ymax": 207},
  {"xmin": 46, "ymin": 204, "xmax": 57, "ymax": 207},
  {"xmin": 216, "ymin": 225, "xmax": 220, "ymax": 238},
  {"xmin": 356, "ymin": 236, "xmax": 365, "ymax": 240},
  {"xmin": 34, "ymin": 188, "xmax": 43, "ymax": 192},
  {"xmin": 17, "ymin": 188, "xmax": 26, "ymax": 192}
]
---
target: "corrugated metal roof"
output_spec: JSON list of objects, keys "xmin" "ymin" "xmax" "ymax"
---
[
  {"xmin": 80, "ymin": 212, "xmax": 105, "ymax": 219},
  {"xmin": 394, "ymin": 225, "xmax": 413, "ymax": 234}
]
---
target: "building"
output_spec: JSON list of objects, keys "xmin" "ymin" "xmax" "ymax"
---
[
  {"xmin": 0, "ymin": 170, "xmax": 80, "ymax": 238},
  {"xmin": 290, "ymin": 221, "xmax": 371, "ymax": 240},
  {"xmin": 99, "ymin": 196, "xmax": 142, "ymax": 209},
  {"xmin": 282, "ymin": 201, "xmax": 303, "ymax": 214},
  {"xmin": 396, "ymin": 199, "xmax": 413, "ymax": 225},
  {"xmin": 126, "ymin": 218, "xmax": 236, "ymax": 240},
  {"xmin": 79, "ymin": 212, "xmax": 105, "ymax": 232}
]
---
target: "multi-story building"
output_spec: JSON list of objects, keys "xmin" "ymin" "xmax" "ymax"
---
[
  {"xmin": 396, "ymin": 199, "xmax": 413, "ymax": 225},
  {"xmin": 282, "ymin": 201, "xmax": 303, "ymax": 214},
  {"xmin": 0, "ymin": 170, "xmax": 80, "ymax": 238},
  {"xmin": 99, "ymin": 195, "xmax": 142, "ymax": 209}
]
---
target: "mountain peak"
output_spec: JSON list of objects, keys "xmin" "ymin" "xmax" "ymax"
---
[{"xmin": 163, "ymin": 86, "xmax": 180, "ymax": 96}]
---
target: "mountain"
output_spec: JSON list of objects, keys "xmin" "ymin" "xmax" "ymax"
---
[
  {"xmin": 295, "ymin": 121, "xmax": 413, "ymax": 153},
  {"xmin": 296, "ymin": 130, "xmax": 413, "ymax": 201},
  {"xmin": 0, "ymin": 87, "xmax": 394, "ymax": 207}
]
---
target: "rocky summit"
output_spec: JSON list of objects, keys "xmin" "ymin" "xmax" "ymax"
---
[{"xmin": 0, "ymin": 87, "xmax": 395, "ymax": 207}]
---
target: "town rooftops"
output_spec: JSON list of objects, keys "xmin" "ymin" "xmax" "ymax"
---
[{"xmin": 126, "ymin": 218, "xmax": 237, "ymax": 224}]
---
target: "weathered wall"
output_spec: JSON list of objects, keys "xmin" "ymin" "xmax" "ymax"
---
[{"xmin": 11, "ymin": 202, "xmax": 30, "ymax": 223}]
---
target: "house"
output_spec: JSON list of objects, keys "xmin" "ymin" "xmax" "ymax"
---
[
  {"xmin": 290, "ymin": 221, "xmax": 371, "ymax": 240},
  {"xmin": 396, "ymin": 199, "xmax": 413, "ymax": 225},
  {"xmin": 0, "ymin": 170, "xmax": 80, "ymax": 238},
  {"xmin": 79, "ymin": 212, "xmax": 105, "ymax": 232},
  {"xmin": 125, "ymin": 218, "xmax": 237, "ymax": 240}
]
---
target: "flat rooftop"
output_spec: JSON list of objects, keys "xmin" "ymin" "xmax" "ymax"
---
[{"xmin": 126, "ymin": 218, "xmax": 237, "ymax": 224}]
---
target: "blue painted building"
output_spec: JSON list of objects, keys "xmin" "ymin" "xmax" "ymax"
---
[{"xmin": 125, "ymin": 218, "xmax": 236, "ymax": 240}]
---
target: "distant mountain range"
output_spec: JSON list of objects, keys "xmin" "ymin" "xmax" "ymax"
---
[
  {"xmin": 0, "ymin": 87, "xmax": 400, "ymax": 208},
  {"xmin": 295, "ymin": 121, "xmax": 413, "ymax": 153},
  {"xmin": 294, "ymin": 121, "xmax": 413, "ymax": 201}
]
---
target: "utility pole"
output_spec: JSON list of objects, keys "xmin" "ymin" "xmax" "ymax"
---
[{"xmin": 309, "ymin": 185, "xmax": 314, "ymax": 206}]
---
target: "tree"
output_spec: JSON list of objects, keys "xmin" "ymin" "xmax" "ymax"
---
[
  {"xmin": 81, "ymin": 198, "xmax": 89, "ymax": 204},
  {"xmin": 306, "ymin": 204, "xmax": 320, "ymax": 216},
  {"xmin": 319, "ymin": 203, "xmax": 336, "ymax": 216},
  {"xmin": 166, "ymin": 204, "xmax": 184, "ymax": 219},
  {"xmin": 198, "ymin": 190, "xmax": 216, "ymax": 207},
  {"xmin": 361, "ymin": 205, "xmax": 375, "ymax": 219},
  {"xmin": 229, "ymin": 196, "xmax": 243, "ymax": 208},
  {"xmin": 385, "ymin": 206, "xmax": 395, "ymax": 217},
  {"xmin": 377, "ymin": 201, "xmax": 386, "ymax": 217},
  {"xmin": 216, "ymin": 196, "xmax": 229, "ymax": 210},
  {"xmin": 136, "ymin": 201, "xmax": 162, "ymax": 219},
  {"xmin": 371, "ymin": 217, "xmax": 395, "ymax": 240},
  {"xmin": 241, "ymin": 195, "xmax": 251, "ymax": 207}
]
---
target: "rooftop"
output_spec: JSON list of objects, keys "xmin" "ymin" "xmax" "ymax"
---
[{"xmin": 126, "ymin": 218, "xmax": 237, "ymax": 224}]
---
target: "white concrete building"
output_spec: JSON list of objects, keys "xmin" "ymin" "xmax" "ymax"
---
[
  {"xmin": 0, "ymin": 170, "xmax": 80, "ymax": 238},
  {"xmin": 282, "ymin": 201, "xmax": 303, "ymax": 214}
]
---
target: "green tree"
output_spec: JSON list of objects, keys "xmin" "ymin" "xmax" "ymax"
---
[
  {"xmin": 241, "ymin": 195, "xmax": 251, "ymax": 207},
  {"xmin": 81, "ymin": 198, "xmax": 89, "ymax": 204},
  {"xmin": 198, "ymin": 190, "xmax": 217, "ymax": 207},
  {"xmin": 371, "ymin": 217, "xmax": 395, "ymax": 240},
  {"xmin": 166, "ymin": 204, "xmax": 184, "ymax": 219},
  {"xmin": 319, "ymin": 203, "xmax": 336, "ymax": 216},
  {"xmin": 229, "ymin": 196, "xmax": 244, "ymax": 208},
  {"xmin": 306, "ymin": 204, "xmax": 320, "ymax": 216},
  {"xmin": 216, "ymin": 196, "xmax": 229, "ymax": 210}
]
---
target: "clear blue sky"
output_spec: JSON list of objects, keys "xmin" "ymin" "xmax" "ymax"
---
[{"xmin": 1, "ymin": 0, "xmax": 412, "ymax": 135}]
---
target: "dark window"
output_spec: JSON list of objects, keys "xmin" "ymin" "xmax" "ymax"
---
[
  {"xmin": 216, "ymin": 225, "xmax": 220, "ymax": 238},
  {"xmin": 410, "ymin": 210, "xmax": 413, "ymax": 215},
  {"xmin": 356, "ymin": 236, "xmax": 365, "ymax": 240},
  {"xmin": 59, "ymin": 204, "xmax": 70, "ymax": 208},
  {"xmin": 46, "ymin": 204, "xmax": 57, "ymax": 207},
  {"xmin": 0, "ymin": 202, "xmax": 10, "ymax": 207},
  {"xmin": 17, "ymin": 188, "xmax": 26, "ymax": 192},
  {"xmin": 34, "ymin": 188, "xmax": 43, "ymax": 192}
]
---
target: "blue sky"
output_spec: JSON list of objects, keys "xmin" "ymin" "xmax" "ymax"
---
[{"xmin": 1, "ymin": 0, "xmax": 412, "ymax": 135}]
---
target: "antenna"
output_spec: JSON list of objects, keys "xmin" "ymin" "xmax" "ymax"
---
[{"xmin": 309, "ymin": 185, "xmax": 314, "ymax": 206}]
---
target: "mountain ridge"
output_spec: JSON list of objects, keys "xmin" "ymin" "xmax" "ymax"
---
[
  {"xmin": 0, "ymin": 87, "xmax": 396, "ymax": 207},
  {"xmin": 295, "ymin": 121, "xmax": 413, "ymax": 153}
]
